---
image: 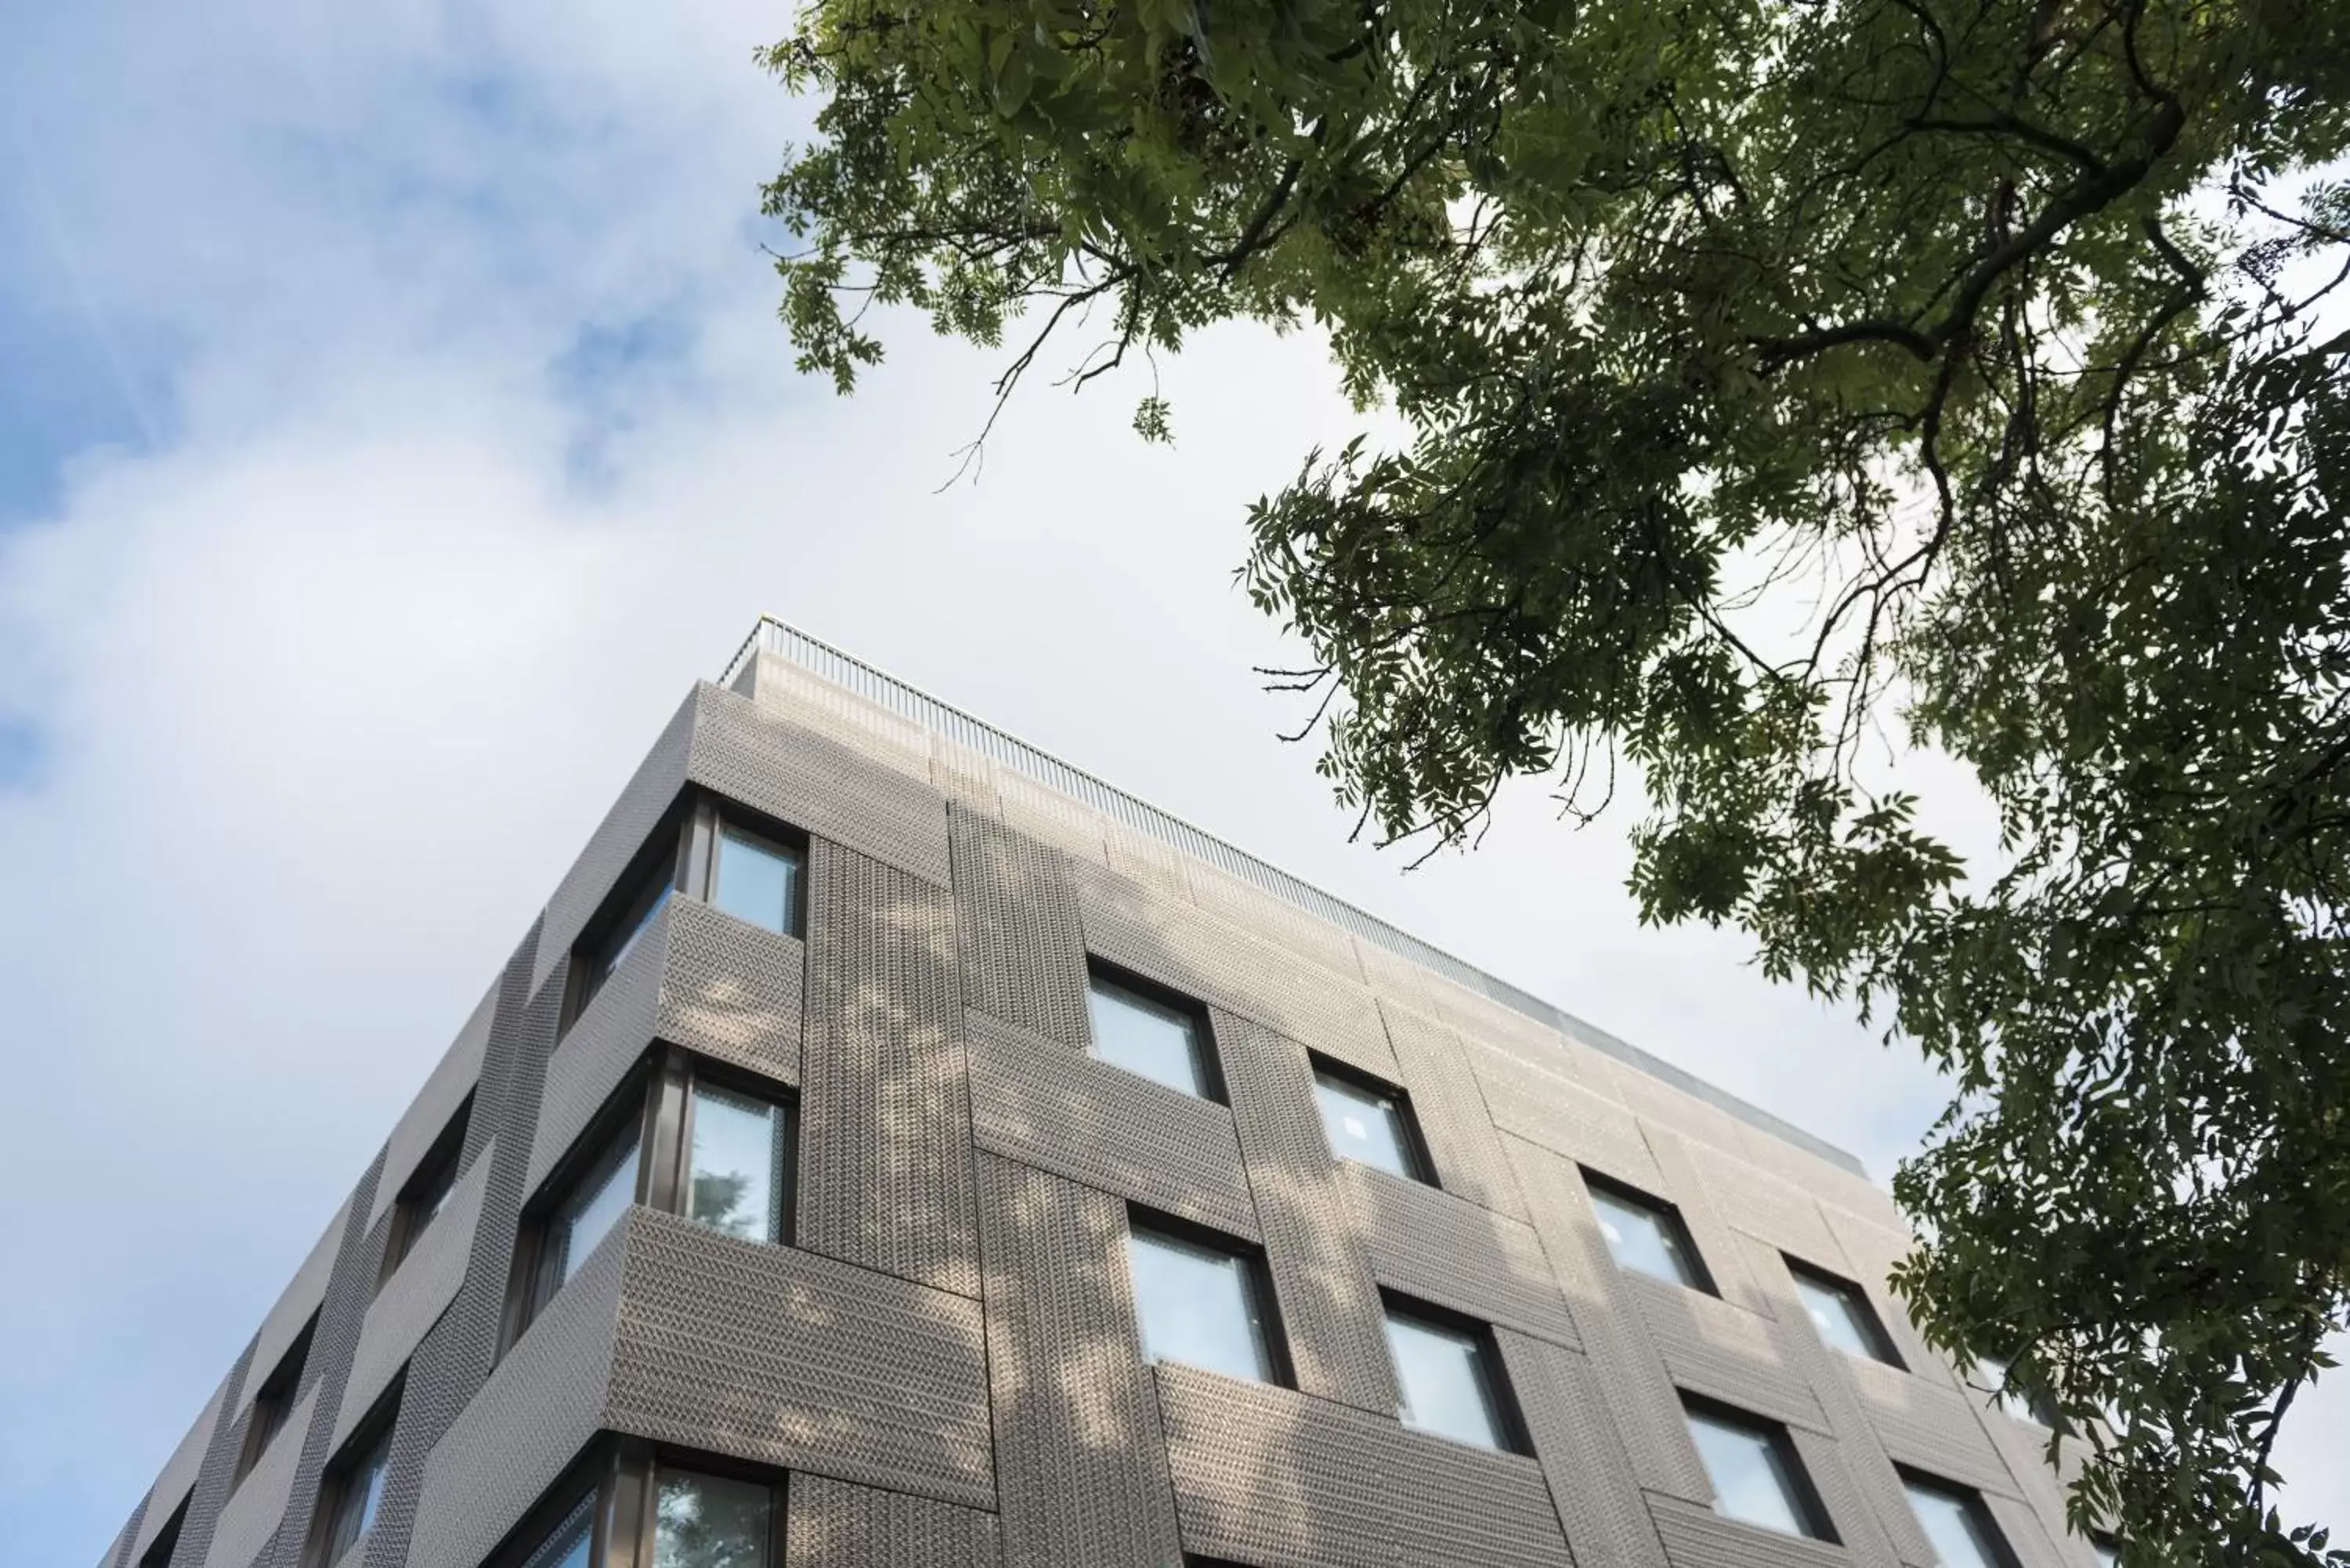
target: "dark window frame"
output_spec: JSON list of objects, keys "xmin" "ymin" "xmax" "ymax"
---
[
  {"xmin": 562, "ymin": 793, "xmax": 810, "ymax": 1036},
  {"xmin": 377, "ymin": 1093, "xmax": 475, "ymax": 1292},
  {"xmin": 1896, "ymin": 1468, "xmax": 2026, "ymax": 1568},
  {"xmin": 1308, "ymin": 1053, "xmax": 1437, "ymax": 1186},
  {"xmin": 1680, "ymin": 1391, "xmax": 1841, "ymax": 1543},
  {"xmin": 504, "ymin": 1049, "xmax": 798, "ymax": 1349},
  {"xmin": 486, "ymin": 1436, "xmax": 786, "ymax": 1568},
  {"xmin": 1083, "ymin": 959, "xmax": 1226, "ymax": 1103},
  {"xmin": 1124, "ymin": 1205, "xmax": 1292, "ymax": 1388},
  {"xmin": 1379, "ymin": 1290, "xmax": 1533, "ymax": 1456},
  {"xmin": 1582, "ymin": 1169, "xmax": 1719, "ymax": 1296},
  {"xmin": 1784, "ymin": 1255, "xmax": 1905, "ymax": 1368},
  {"xmin": 306, "ymin": 1374, "xmax": 403, "ymax": 1568},
  {"xmin": 233, "ymin": 1310, "xmax": 318, "ymax": 1487}
]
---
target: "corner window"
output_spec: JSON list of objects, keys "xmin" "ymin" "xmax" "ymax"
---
[
  {"xmin": 136, "ymin": 1493, "xmax": 190, "ymax": 1568},
  {"xmin": 515, "ymin": 1053, "xmax": 795, "ymax": 1339},
  {"xmin": 710, "ymin": 823, "xmax": 803, "ymax": 938},
  {"xmin": 496, "ymin": 1450, "xmax": 778, "ymax": 1568},
  {"xmin": 1903, "ymin": 1473, "xmax": 2019, "ymax": 1568},
  {"xmin": 1383, "ymin": 1299, "xmax": 1525, "ymax": 1453},
  {"xmin": 236, "ymin": 1311, "xmax": 317, "ymax": 1484},
  {"xmin": 1313, "ymin": 1060, "xmax": 1433, "ymax": 1183},
  {"xmin": 315, "ymin": 1393, "xmax": 396, "ymax": 1564},
  {"xmin": 1586, "ymin": 1175, "xmax": 1714, "ymax": 1293},
  {"xmin": 1126, "ymin": 1217, "xmax": 1282, "ymax": 1385},
  {"xmin": 566, "ymin": 795, "xmax": 808, "ymax": 1031},
  {"xmin": 379, "ymin": 1095, "xmax": 473, "ymax": 1288},
  {"xmin": 1786, "ymin": 1259, "xmax": 1902, "ymax": 1367},
  {"xmin": 1086, "ymin": 967, "xmax": 1217, "ymax": 1098},
  {"xmin": 1683, "ymin": 1399, "xmax": 1835, "ymax": 1541}
]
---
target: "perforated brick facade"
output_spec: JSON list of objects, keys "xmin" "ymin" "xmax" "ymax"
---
[{"xmin": 107, "ymin": 629, "xmax": 2102, "ymax": 1568}]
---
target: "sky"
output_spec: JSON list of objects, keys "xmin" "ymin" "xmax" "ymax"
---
[{"xmin": 0, "ymin": 0, "xmax": 2340, "ymax": 1563}]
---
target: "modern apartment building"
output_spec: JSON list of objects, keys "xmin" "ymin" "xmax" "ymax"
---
[{"xmin": 100, "ymin": 619, "xmax": 2102, "ymax": 1568}]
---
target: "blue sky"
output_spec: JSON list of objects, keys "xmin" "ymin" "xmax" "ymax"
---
[{"xmin": 0, "ymin": 1, "xmax": 2341, "ymax": 1563}]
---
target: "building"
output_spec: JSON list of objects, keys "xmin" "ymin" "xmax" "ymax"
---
[{"xmin": 99, "ymin": 619, "xmax": 2099, "ymax": 1568}]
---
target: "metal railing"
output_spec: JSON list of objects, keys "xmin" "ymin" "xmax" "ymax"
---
[{"xmin": 721, "ymin": 616, "xmax": 1867, "ymax": 1176}]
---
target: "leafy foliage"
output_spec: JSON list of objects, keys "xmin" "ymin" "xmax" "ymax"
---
[{"xmin": 761, "ymin": 1, "xmax": 2350, "ymax": 1559}]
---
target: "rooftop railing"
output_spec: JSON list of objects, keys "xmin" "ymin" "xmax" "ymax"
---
[{"xmin": 721, "ymin": 615, "xmax": 1867, "ymax": 1177}]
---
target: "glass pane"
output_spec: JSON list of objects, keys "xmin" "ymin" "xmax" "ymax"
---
[
  {"xmin": 1314, "ymin": 1071, "xmax": 1422, "ymax": 1180},
  {"xmin": 322, "ymin": 1429, "xmax": 392, "ymax": 1560},
  {"xmin": 1590, "ymin": 1186, "xmax": 1704, "ymax": 1288},
  {"xmin": 653, "ymin": 1469, "xmax": 772, "ymax": 1568},
  {"xmin": 2092, "ymin": 1542, "xmax": 2120, "ymax": 1568},
  {"xmin": 601, "ymin": 875, "xmax": 671, "ymax": 981},
  {"xmin": 1385, "ymin": 1310, "xmax": 1508, "ymax": 1450},
  {"xmin": 1793, "ymin": 1270, "xmax": 1889, "ymax": 1363},
  {"xmin": 558, "ymin": 1129, "xmax": 641, "ymax": 1287},
  {"xmin": 1088, "ymin": 977, "xmax": 1209, "ymax": 1097},
  {"xmin": 519, "ymin": 1498, "xmax": 595, "ymax": 1568},
  {"xmin": 1127, "ymin": 1228, "xmax": 1274, "ymax": 1382},
  {"xmin": 1906, "ymin": 1478, "xmax": 2006, "ymax": 1568},
  {"xmin": 1687, "ymin": 1409, "xmax": 1814, "ymax": 1537},
  {"xmin": 689, "ymin": 1085, "xmax": 782, "ymax": 1243},
  {"xmin": 713, "ymin": 827, "xmax": 800, "ymax": 936}
]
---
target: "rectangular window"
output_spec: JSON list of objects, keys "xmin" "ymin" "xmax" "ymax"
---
[
  {"xmin": 516, "ymin": 1496, "xmax": 595, "ymax": 1568},
  {"xmin": 515, "ymin": 1053, "xmax": 796, "ymax": 1341},
  {"xmin": 1383, "ymin": 1299, "xmax": 1524, "ymax": 1453},
  {"xmin": 494, "ymin": 1452, "xmax": 779, "ymax": 1568},
  {"xmin": 1683, "ymin": 1399, "xmax": 1835, "ymax": 1541},
  {"xmin": 682, "ymin": 1080, "xmax": 795, "ymax": 1246},
  {"xmin": 1903, "ymin": 1473, "xmax": 2019, "ymax": 1568},
  {"xmin": 651, "ymin": 1468, "xmax": 776, "ymax": 1567},
  {"xmin": 379, "ymin": 1095, "xmax": 473, "ymax": 1288},
  {"xmin": 314, "ymin": 1382, "xmax": 399, "ymax": 1565},
  {"xmin": 1086, "ymin": 967, "xmax": 1217, "ymax": 1098},
  {"xmin": 1313, "ymin": 1060, "xmax": 1433, "ymax": 1183},
  {"xmin": 1586, "ymin": 1174, "xmax": 1714, "ymax": 1293},
  {"xmin": 1126, "ymin": 1217, "xmax": 1282, "ymax": 1385},
  {"xmin": 526, "ymin": 1118, "xmax": 643, "ymax": 1326},
  {"xmin": 236, "ymin": 1311, "xmax": 317, "ymax": 1484},
  {"xmin": 1786, "ymin": 1259, "xmax": 1902, "ymax": 1367},
  {"xmin": 709, "ymin": 823, "xmax": 803, "ymax": 938}
]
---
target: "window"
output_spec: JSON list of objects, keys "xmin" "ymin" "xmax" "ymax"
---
[
  {"xmin": 682, "ymin": 1080, "xmax": 794, "ymax": 1245},
  {"xmin": 236, "ymin": 1311, "xmax": 317, "ymax": 1483},
  {"xmin": 1586, "ymin": 1176, "xmax": 1713, "ymax": 1292},
  {"xmin": 1787, "ymin": 1259, "xmax": 1902, "ymax": 1367},
  {"xmin": 1903, "ymin": 1473, "xmax": 2019, "ymax": 1568},
  {"xmin": 1683, "ymin": 1400, "xmax": 1835, "ymax": 1541},
  {"xmin": 496, "ymin": 1449, "xmax": 779, "ymax": 1568},
  {"xmin": 1383, "ymin": 1300, "xmax": 1524, "ymax": 1452},
  {"xmin": 380, "ymin": 1095, "xmax": 473, "ymax": 1288},
  {"xmin": 566, "ymin": 795, "xmax": 808, "ymax": 1030},
  {"xmin": 515, "ymin": 1053, "xmax": 795, "ymax": 1340},
  {"xmin": 709, "ymin": 824, "xmax": 802, "ymax": 938},
  {"xmin": 1087, "ymin": 969, "xmax": 1217, "ymax": 1098},
  {"xmin": 2092, "ymin": 1537, "xmax": 2121, "ymax": 1568},
  {"xmin": 136, "ymin": 1493, "xmax": 190, "ymax": 1568},
  {"xmin": 1126, "ymin": 1218, "xmax": 1282, "ymax": 1385},
  {"xmin": 1972, "ymin": 1353, "xmax": 2064, "ymax": 1430},
  {"xmin": 525, "ymin": 1118, "xmax": 643, "ymax": 1325},
  {"xmin": 1313, "ymin": 1060, "xmax": 1433, "ymax": 1183},
  {"xmin": 315, "ymin": 1400, "xmax": 396, "ymax": 1565}
]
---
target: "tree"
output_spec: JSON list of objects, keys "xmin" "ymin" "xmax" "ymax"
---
[{"xmin": 757, "ymin": 1, "xmax": 2350, "ymax": 1559}]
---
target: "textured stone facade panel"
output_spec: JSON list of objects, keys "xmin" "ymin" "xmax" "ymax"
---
[
  {"xmin": 1628, "ymin": 1274, "xmax": 1831, "ymax": 1436},
  {"xmin": 1218, "ymin": 1013, "xmax": 1398, "ymax": 1416},
  {"xmin": 240, "ymin": 1198, "xmax": 349, "ymax": 1425},
  {"xmin": 785, "ymin": 1473, "xmax": 1003, "ymax": 1568},
  {"xmin": 1339, "ymin": 1162, "xmax": 1577, "ymax": 1348},
  {"xmin": 654, "ymin": 896, "xmax": 805, "ymax": 1088},
  {"xmin": 1472, "ymin": 1040, "xmax": 1665, "ymax": 1190},
  {"xmin": 1185, "ymin": 862, "xmax": 1361, "ymax": 981},
  {"xmin": 800, "ymin": 842, "xmax": 978, "ymax": 1296},
  {"xmin": 403, "ymin": 1219, "xmax": 625, "ymax": 1568},
  {"xmin": 1499, "ymin": 1331, "xmax": 1671, "ymax": 1568},
  {"xmin": 1846, "ymin": 1358, "xmax": 2021, "ymax": 1499},
  {"xmin": 691, "ymin": 682, "xmax": 953, "ymax": 889},
  {"xmin": 948, "ymin": 808, "xmax": 1090, "ymax": 1050},
  {"xmin": 526, "ymin": 900, "xmax": 667, "ymax": 1196},
  {"xmin": 1684, "ymin": 1137, "xmax": 1842, "ymax": 1264},
  {"xmin": 1647, "ymin": 1491, "xmax": 1856, "ymax": 1568},
  {"xmin": 127, "ymin": 1375, "xmax": 224, "ymax": 1566},
  {"xmin": 606, "ymin": 1210, "xmax": 994, "ymax": 1508},
  {"xmin": 533, "ymin": 691, "xmax": 697, "ymax": 995},
  {"xmin": 966, "ymin": 1010, "xmax": 1257, "ymax": 1239},
  {"xmin": 738, "ymin": 652, "xmax": 935, "ymax": 777},
  {"xmin": 198, "ymin": 1384, "xmax": 316, "ymax": 1568},
  {"xmin": 333, "ymin": 1143, "xmax": 493, "ymax": 1455},
  {"xmin": 1377, "ymin": 1002, "xmax": 1527, "ymax": 1219},
  {"xmin": 973, "ymin": 1153, "xmax": 1182, "ymax": 1568}
]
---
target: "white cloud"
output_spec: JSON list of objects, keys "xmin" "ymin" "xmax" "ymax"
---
[{"xmin": 0, "ymin": 0, "xmax": 2339, "ymax": 1555}]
